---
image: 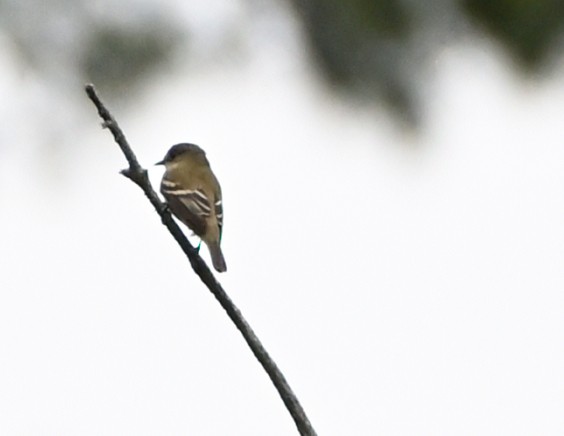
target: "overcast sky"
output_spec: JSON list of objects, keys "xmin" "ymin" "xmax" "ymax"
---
[{"xmin": 1, "ymin": 1, "xmax": 563, "ymax": 435}]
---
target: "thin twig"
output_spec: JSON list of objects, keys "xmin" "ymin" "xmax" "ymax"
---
[{"xmin": 85, "ymin": 84, "xmax": 317, "ymax": 436}]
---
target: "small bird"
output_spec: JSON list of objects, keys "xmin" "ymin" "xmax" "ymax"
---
[{"xmin": 156, "ymin": 143, "xmax": 227, "ymax": 272}]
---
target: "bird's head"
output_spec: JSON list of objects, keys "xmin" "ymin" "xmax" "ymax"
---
[{"xmin": 155, "ymin": 143, "xmax": 207, "ymax": 166}]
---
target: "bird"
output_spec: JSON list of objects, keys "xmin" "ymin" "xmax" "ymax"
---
[{"xmin": 156, "ymin": 143, "xmax": 227, "ymax": 272}]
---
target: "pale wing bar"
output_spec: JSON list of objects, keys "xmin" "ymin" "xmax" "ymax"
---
[{"xmin": 162, "ymin": 185, "xmax": 212, "ymax": 217}]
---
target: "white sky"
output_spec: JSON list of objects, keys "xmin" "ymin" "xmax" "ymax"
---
[{"xmin": 1, "ymin": 1, "xmax": 563, "ymax": 435}]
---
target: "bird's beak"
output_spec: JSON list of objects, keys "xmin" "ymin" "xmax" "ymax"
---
[{"xmin": 155, "ymin": 159, "xmax": 165, "ymax": 166}]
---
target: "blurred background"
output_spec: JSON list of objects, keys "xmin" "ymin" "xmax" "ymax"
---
[{"xmin": 1, "ymin": 0, "xmax": 563, "ymax": 434}]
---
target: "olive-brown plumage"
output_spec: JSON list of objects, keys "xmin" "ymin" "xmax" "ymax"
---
[{"xmin": 157, "ymin": 143, "xmax": 226, "ymax": 272}]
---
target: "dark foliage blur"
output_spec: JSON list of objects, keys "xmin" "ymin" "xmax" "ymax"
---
[
  {"xmin": 0, "ymin": 0, "xmax": 183, "ymax": 100},
  {"xmin": 289, "ymin": 0, "xmax": 418, "ymax": 122},
  {"xmin": 289, "ymin": 0, "xmax": 564, "ymax": 124},
  {"xmin": 1, "ymin": 0, "xmax": 563, "ymax": 125},
  {"xmin": 462, "ymin": 0, "xmax": 564, "ymax": 68},
  {"xmin": 81, "ymin": 21, "xmax": 180, "ymax": 96}
]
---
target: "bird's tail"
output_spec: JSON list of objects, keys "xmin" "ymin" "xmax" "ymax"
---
[{"xmin": 208, "ymin": 242, "xmax": 227, "ymax": 273}]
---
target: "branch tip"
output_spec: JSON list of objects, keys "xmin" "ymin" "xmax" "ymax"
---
[{"xmin": 84, "ymin": 84, "xmax": 96, "ymax": 99}]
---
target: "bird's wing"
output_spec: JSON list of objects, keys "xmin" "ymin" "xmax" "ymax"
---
[{"xmin": 161, "ymin": 180, "xmax": 211, "ymax": 236}]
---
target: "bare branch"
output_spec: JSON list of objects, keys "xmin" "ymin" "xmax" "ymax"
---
[{"xmin": 84, "ymin": 84, "xmax": 317, "ymax": 436}]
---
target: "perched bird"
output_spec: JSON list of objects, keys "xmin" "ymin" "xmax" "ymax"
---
[{"xmin": 156, "ymin": 143, "xmax": 226, "ymax": 272}]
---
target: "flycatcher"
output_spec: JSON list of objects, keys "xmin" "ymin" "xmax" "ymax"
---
[{"xmin": 156, "ymin": 143, "xmax": 227, "ymax": 273}]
